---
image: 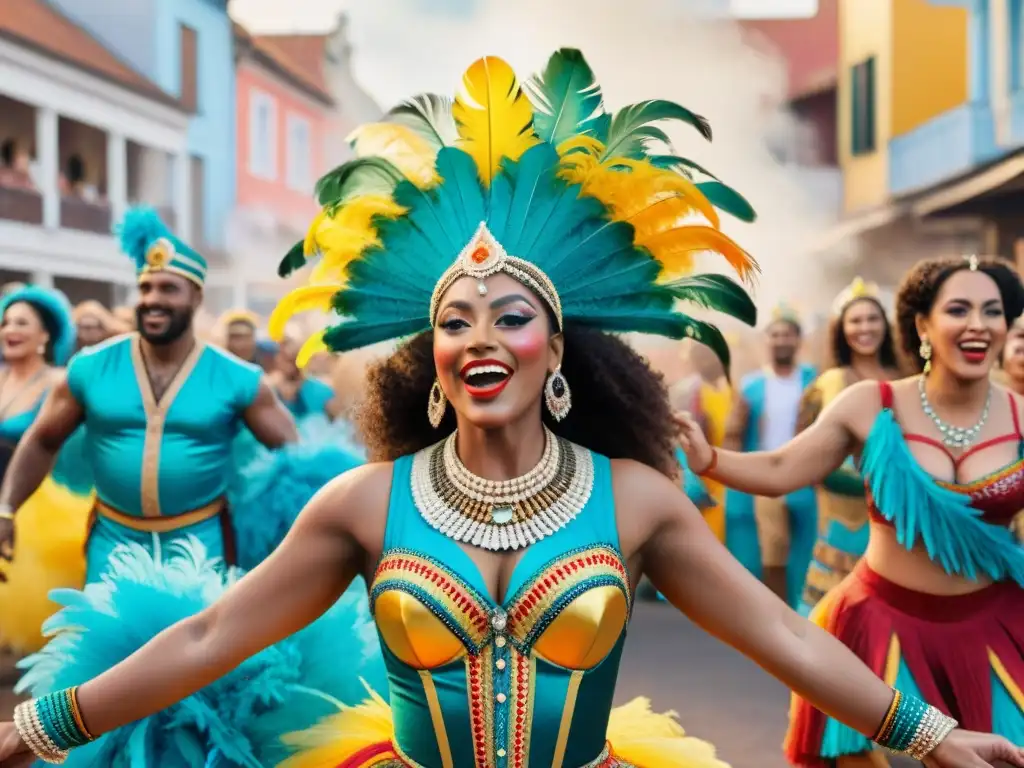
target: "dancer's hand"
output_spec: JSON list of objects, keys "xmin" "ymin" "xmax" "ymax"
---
[
  {"xmin": 674, "ymin": 411, "xmax": 715, "ymax": 474},
  {"xmin": 0, "ymin": 722, "xmax": 32, "ymax": 767},
  {"xmin": 924, "ymin": 729, "xmax": 1024, "ymax": 767}
]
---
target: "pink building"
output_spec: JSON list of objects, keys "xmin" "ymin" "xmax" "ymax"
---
[{"xmin": 230, "ymin": 24, "xmax": 335, "ymax": 310}]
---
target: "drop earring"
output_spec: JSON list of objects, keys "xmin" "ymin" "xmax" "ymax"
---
[
  {"xmin": 427, "ymin": 378, "xmax": 447, "ymax": 428},
  {"xmin": 544, "ymin": 368, "xmax": 572, "ymax": 421},
  {"xmin": 919, "ymin": 337, "xmax": 932, "ymax": 376}
]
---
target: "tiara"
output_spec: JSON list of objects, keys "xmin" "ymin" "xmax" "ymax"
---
[
  {"xmin": 429, "ymin": 223, "xmax": 562, "ymax": 328},
  {"xmin": 831, "ymin": 276, "xmax": 880, "ymax": 316}
]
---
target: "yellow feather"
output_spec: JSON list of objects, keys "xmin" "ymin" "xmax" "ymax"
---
[
  {"xmin": 304, "ymin": 209, "xmax": 327, "ymax": 256},
  {"xmin": 296, "ymin": 332, "xmax": 329, "ymax": 369},
  {"xmin": 348, "ymin": 123, "xmax": 439, "ymax": 187},
  {"xmin": 268, "ymin": 285, "xmax": 339, "ymax": 341},
  {"xmin": 453, "ymin": 56, "xmax": 539, "ymax": 185},
  {"xmin": 607, "ymin": 697, "xmax": 731, "ymax": 768},
  {"xmin": 641, "ymin": 225, "xmax": 759, "ymax": 283},
  {"xmin": 556, "ymin": 134, "xmax": 604, "ymax": 157}
]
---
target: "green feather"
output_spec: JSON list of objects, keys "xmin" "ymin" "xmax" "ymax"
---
[
  {"xmin": 277, "ymin": 239, "xmax": 306, "ymax": 279},
  {"xmin": 664, "ymin": 274, "xmax": 757, "ymax": 326},
  {"xmin": 525, "ymin": 48, "xmax": 606, "ymax": 146},
  {"xmin": 696, "ymin": 181, "xmax": 756, "ymax": 222},
  {"xmin": 648, "ymin": 154, "xmax": 718, "ymax": 180},
  {"xmin": 385, "ymin": 94, "xmax": 457, "ymax": 151},
  {"xmin": 315, "ymin": 157, "xmax": 407, "ymax": 210},
  {"xmin": 679, "ymin": 316, "xmax": 732, "ymax": 371},
  {"xmin": 603, "ymin": 100, "xmax": 712, "ymax": 159}
]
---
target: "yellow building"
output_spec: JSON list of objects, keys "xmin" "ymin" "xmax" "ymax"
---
[{"xmin": 837, "ymin": 0, "xmax": 970, "ymax": 214}]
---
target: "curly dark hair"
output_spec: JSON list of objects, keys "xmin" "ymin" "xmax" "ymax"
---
[
  {"xmin": 357, "ymin": 324, "xmax": 680, "ymax": 478},
  {"xmin": 895, "ymin": 256, "xmax": 1024, "ymax": 372},
  {"xmin": 830, "ymin": 297, "xmax": 899, "ymax": 369}
]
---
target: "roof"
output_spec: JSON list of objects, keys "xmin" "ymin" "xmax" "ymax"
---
[
  {"xmin": 235, "ymin": 26, "xmax": 333, "ymax": 105},
  {"xmin": 0, "ymin": 0, "xmax": 179, "ymax": 108}
]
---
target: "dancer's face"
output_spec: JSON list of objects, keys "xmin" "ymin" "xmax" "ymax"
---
[
  {"xmin": 226, "ymin": 321, "xmax": 256, "ymax": 362},
  {"xmin": 76, "ymin": 313, "xmax": 107, "ymax": 348},
  {"xmin": 842, "ymin": 299, "xmax": 887, "ymax": 358},
  {"xmin": 766, "ymin": 320, "xmax": 800, "ymax": 367},
  {"xmin": 1, "ymin": 302, "xmax": 49, "ymax": 363},
  {"xmin": 135, "ymin": 273, "xmax": 198, "ymax": 345},
  {"xmin": 917, "ymin": 269, "xmax": 1005, "ymax": 381},
  {"xmin": 433, "ymin": 273, "xmax": 562, "ymax": 430},
  {"xmin": 1003, "ymin": 325, "xmax": 1024, "ymax": 382}
]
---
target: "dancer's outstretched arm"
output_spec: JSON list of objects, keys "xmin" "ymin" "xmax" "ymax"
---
[
  {"xmin": 39, "ymin": 462, "xmax": 385, "ymax": 742},
  {"xmin": 677, "ymin": 378, "xmax": 878, "ymax": 497}
]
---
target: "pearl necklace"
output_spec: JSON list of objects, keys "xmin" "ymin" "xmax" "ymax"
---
[
  {"xmin": 917, "ymin": 376, "xmax": 991, "ymax": 450},
  {"xmin": 410, "ymin": 427, "xmax": 594, "ymax": 551}
]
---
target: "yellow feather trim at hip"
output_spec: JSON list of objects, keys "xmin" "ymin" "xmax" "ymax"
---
[
  {"xmin": 276, "ymin": 687, "xmax": 730, "ymax": 768},
  {"xmin": 278, "ymin": 682, "xmax": 394, "ymax": 768},
  {"xmin": 607, "ymin": 697, "xmax": 730, "ymax": 768},
  {"xmin": 0, "ymin": 476, "xmax": 91, "ymax": 654}
]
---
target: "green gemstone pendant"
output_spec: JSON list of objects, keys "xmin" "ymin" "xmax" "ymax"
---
[{"xmin": 490, "ymin": 505, "xmax": 513, "ymax": 525}]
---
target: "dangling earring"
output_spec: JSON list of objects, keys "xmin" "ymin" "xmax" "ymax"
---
[
  {"xmin": 544, "ymin": 368, "xmax": 572, "ymax": 421},
  {"xmin": 919, "ymin": 337, "xmax": 932, "ymax": 375},
  {"xmin": 427, "ymin": 378, "xmax": 447, "ymax": 428},
  {"xmin": 36, "ymin": 344, "xmax": 45, "ymax": 356}
]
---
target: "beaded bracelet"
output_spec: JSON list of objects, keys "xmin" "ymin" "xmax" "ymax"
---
[
  {"xmin": 13, "ymin": 687, "xmax": 94, "ymax": 764},
  {"xmin": 872, "ymin": 688, "xmax": 957, "ymax": 759}
]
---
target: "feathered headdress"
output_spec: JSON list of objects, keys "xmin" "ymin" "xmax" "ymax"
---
[
  {"xmin": 116, "ymin": 206, "xmax": 207, "ymax": 287},
  {"xmin": 831, "ymin": 277, "xmax": 880, "ymax": 317},
  {"xmin": 271, "ymin": 49, "xmax": 759, "ymax": 368},
  {"xmin": 0, "ymin": 285, "xmax": 76, "ymax": 365}
]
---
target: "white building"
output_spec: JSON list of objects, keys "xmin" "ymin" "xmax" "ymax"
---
[{"xmin": 0, "ymin": 0, "xmax": 193, "ymax": 307}]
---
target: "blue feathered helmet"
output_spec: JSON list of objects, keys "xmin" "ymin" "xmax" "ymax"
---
[
  {"xmin": 0, "ymin": 285, "xmax": 76, "ymax": 365},
  {"xmin": 115, "ymin": 206, "xmax": 207, "ymax": 287}
]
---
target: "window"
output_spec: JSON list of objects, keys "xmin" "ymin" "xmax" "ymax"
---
[
  {"xmin": 249, "ymin": 89, "xmax": 277, "ymax": 180},
  {"xmin": 286, "ymin": 114, "xmax": 312, "ymax": 192},
  {"xmin": 180, "ymin": 24, "xmax": 198, "ymax": 113},
  {"xmin": 850, "ymin": 57, "xmax": 876, "ymax": 156}
]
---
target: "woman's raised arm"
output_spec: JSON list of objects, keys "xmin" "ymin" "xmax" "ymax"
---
[{"xmin": 677, "ymin": 379, "xmax": 876, "ymax": 497}]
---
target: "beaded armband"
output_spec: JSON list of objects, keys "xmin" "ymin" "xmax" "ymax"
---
[
  {"xmin": 873, "ymin": 689, "xmax": 958, "ymax": 760},
  {"xmin": 13, "ymin": 687, "xmax": 94, "ymax": 764}
]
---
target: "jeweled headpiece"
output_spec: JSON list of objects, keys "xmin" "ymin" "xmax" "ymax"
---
[
  {"xmin": 770, "ymin": 302, "xmax": 802, "ymax": 328},
  {"xmin": 270, "ymin": 49, "xmax": 761, "ymax": 368},
  {"xmin": 116, "ymin": 206, "xmax": 207, "ymax": 287},
  {"xmin": 831, "ymin": 276, "xmax": 880, "ymax": 317}
]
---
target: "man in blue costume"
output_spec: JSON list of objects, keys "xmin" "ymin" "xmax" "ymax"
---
[
  {"xmin": 0, "ymin": 207, "xmax": 299, "ymax": 583},
  {"xmin": 723, "ymin": 303, "xmax": 817, "ymax": 607}
]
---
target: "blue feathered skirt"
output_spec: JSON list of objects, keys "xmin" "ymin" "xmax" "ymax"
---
[
  {"xmin": 230, "ymin": 415, "xmax": 365, "ymax": 570},
  {"xmin": 17, "ymin": 537, "xmax": 388, "ymax": 767}
]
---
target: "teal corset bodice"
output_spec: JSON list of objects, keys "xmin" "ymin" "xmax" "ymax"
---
[
  {"xmin": 0, "ymin": 401, "xmax": 42, "ymax": 444},
  {"xmin": 370, "ymin": 448, "xmax": 631, "ymax": 768},
  {"xmin": 67, "ymin": 334, "xmax": 262, "ymax": 517}
]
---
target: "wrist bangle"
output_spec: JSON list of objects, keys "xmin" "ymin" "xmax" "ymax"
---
[
  {"xmin": 0, "ymin": 507, "xmax": 13, "ymax": 521},
  {"xmin": 699, "ymin": 448, "xmax": 718, "ymax": 476},
  {"xmin": 872, "ymin": 688, "xmax": 957, "ymax": 760},
  {"xmin": 13, "ymin": 687, "xmax": 95, "ymax": 764}
]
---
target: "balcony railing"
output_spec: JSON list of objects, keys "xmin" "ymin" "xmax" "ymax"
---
[
  {"xmin": 0, "ymin": 187, "xmax": 44, "ymax": 225},
  {"xmin": 60, "ymin": 197, "xmax": 112, "ymax": 234},
  {"xmin": 889, "ymin": 102, "xmax": 999, "ymax": 196}
]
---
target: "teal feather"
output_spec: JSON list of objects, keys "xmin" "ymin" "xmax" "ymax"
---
[
  {"xmin": 116, "ymin": 206, "xmax": 170, "ymax": 270},
  {"xmin": 664, "ymin": 274, "xmax": 757, "ymax": 326},
  {"xmin": 525, "ymin": 48, "xmax": 606, "ymax": 146},
  {"xmin": 696, "ymin": 181, "xmax": 756, "ymax": 222},
  {"xmin": 323, "ymin": 316, "xmax": 430, "ymax": 351},
  {"xmin": 648, "ymin": 154, "xmax": 718, "ymax": 180},
  {"xmin": 16, "ymin": 539, "xmax": 385, "ymax": 767},
  {"xmin": 277, "ymin": 239, "xmax": 306, "ymax": 279},
  {"xmin": 315, "ymin": 157, "xmax": 407, "ymax": 210},
  {"xmin": 384, "ymin": 93, "xmax": 457, "ymax": 150},
  {"xmin": 603, "ymin": 100, "xmax": 712, "ymax": 160},
  {"xmin": 860, "ymin": 409, "xmax": 1024, "ymax": 584}
]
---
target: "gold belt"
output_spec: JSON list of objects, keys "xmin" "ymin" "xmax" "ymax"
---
[{"xmin": 94, "ymin": 498, "xmax": 225, "ymax": 533}]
